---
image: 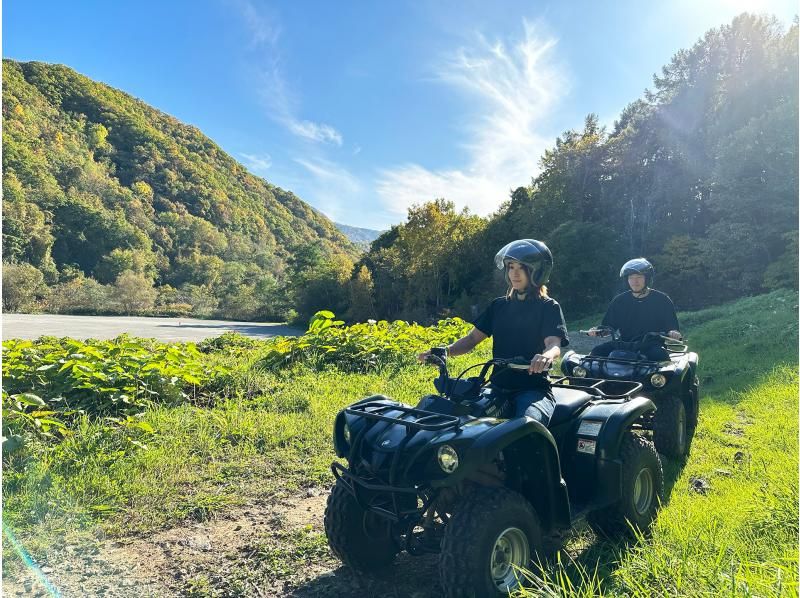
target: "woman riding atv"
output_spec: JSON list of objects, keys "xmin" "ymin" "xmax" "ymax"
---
[
  {"xmin": 588, "ymin": 258, "xmax": 681, "ymax": 361},
  {"xmin": 418, "ymin": 239, "xmax": 569, "ymax": 426}
]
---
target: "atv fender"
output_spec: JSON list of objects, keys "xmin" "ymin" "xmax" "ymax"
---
[
  {"xmin": 332, "ymin": 395, "xmax": 393, "ymax": 457},
  {"xmin": 588, "ymin": 397, "xmax": 656, "ymax": 461},
  {"xmin": 570, "ymin": 397, "xmax": 656, "ymax": 507},
  {"xmin": 433, "ymin": 417, "xmax": 570, "ymax": 530}
]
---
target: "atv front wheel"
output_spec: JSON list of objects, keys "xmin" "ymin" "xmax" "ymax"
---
[
  {"xmin": 653, "ymin": 395, "xmax": 688, "ymax": 458},
  {"xmin": 588, "ymin": 433, "xmax": 664, "ymax": 538},
  {"xmin": 440, "ymin": 486, "xmax": 543, "ymax": 597},
  {"xmin": 324, "ymin": 481, "xmax": 399, "ymax": 571}
]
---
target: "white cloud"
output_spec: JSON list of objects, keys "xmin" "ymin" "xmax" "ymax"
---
[
  {"xmin": 233, "ymin": 0, "xmax": 280, "ymax": 48},
  {"xmin": 239, "ymin": 152, "xmax": 272, "ymax": 174},
  {"xmin": 377, "ymin": 20, "xmax": 567, "ymax": 217},
  {"xmin": 234, "ymin": 0, "xmax": 343, "ymax": 146},
  {"xmin": 288, "ymin": 120, "xmax": 343, "ymax": 146},
  {"xmin": 294, "ymin": 157, "xmax": 361, "ymax": 220}
]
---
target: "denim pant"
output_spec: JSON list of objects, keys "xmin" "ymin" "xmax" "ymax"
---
[{"xmin": 510, "ymin": 388, "xmax": 556, "ymax": 426}]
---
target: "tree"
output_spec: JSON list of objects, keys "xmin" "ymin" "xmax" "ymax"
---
[
  {"xmin": 347, "ymin": 265, "xmax": 376, "ymax": 322},
  {"xmin": 2, "ymin": 263, "xmax": 47, "ymax": 312},
  {"xmin": 111, "ymin": 270, "xmax": 157, "ymax": 314}
]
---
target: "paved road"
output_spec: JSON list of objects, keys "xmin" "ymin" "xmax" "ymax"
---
[{"xmin": 2, "ymin": 314, "xmax": 302, "ymax": 342}]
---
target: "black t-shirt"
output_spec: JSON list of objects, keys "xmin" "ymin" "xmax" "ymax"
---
[
  {"xmin": 601, "ymin": 289, "xmax": 679, "ymax": 342},
  {"xmin": 473, "ymin": 295, "xmax": 569, "ymax": 390}
]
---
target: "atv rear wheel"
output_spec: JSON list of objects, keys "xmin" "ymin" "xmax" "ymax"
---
[
  {"xmin": 588, "ymin": 433, "xmax": 663, "ymax": 538},
  {"xmin": 653, "ymin": 395, "xmax": 688, "ymax": 458},
  {"xmin": 324, "ymin": 481, "xmax": 399, "ymax": 571},
  {"xmin": 440, "ymin": 486, "xmax": 542, "ymax": 597}
]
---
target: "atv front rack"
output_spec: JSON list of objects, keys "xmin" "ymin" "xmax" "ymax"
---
[
  {"xmin": 576, "ymin": 354, "xmax": 667, "ymax": 367},
  {"xmin": 345, "ymin": 401, "xmax": 461, "ymax": 431},
  {"xmin": 550, "ymin": 376, "xmax": 643, "ymax": 399}
]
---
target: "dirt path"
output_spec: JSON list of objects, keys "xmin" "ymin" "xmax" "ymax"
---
[{"xmin": 4, "ymin": 488, "xmax": 442, "ymax": 597}]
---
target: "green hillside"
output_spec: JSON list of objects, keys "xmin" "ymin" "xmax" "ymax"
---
[{"xmin": 2, "ymin": 59, "xmax": 357, "ymax": 321}]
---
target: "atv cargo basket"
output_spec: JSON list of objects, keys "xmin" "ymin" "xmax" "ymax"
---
[{"xmin": 345, "ymin": 401, "xmax": 461, "ymax": 431}]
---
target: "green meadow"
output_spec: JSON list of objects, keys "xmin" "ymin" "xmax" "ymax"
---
[{"xmin": 3, "ymin": 290, "xmax": 798, "ymax": 596}]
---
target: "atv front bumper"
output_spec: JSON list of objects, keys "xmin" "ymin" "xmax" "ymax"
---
[{"xmin": 332, "ymin": 461, "xmax": 428, "ymax": 523}]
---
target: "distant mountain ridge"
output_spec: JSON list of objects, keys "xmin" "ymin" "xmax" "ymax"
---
[
  {"xmin": 335, "ymin": 223, "xmax": 383, "ymax": 247},
  {"xmin": 2, "ymin": 59, "xmax": 357, "ymax": 320}
]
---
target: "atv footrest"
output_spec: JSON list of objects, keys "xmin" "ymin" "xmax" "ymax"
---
[{"xmin": 345, "ymin": 401, "xmax": 461, "ymax": 431}]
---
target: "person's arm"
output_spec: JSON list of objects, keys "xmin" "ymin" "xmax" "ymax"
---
[
  {"xmin": 417, "ymin": 328, "xmax": 487, "ymax": 363},
  {"xmin": 528, "ymin": 336, "xmax": 561, "ymax": 374},
  {"xmin": 663, "ymin": 294, "xmax": 681, "ymax": 339},
  {"xmin": 590, "ymin": 298, "xmax": 618, "ymax": 336}
]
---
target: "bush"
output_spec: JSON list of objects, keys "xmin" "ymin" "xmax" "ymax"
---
[
  {"xmin": 46, "ymin": 275, "xmax": 112, "ymax": 314},
  {"xmin": 111, "ymin": 270, "xmax": 157, "ymax": 314},
  {"xmin": 2, "ymin": 262, "xmax": 47, "ymax": 312},
  {"xmin": 258, "ymin": 311, "xmax": 473, "ymax": 372},
  {"xmin": 2, "ymin": 335, "xmax": 228, "ymax": 449}
]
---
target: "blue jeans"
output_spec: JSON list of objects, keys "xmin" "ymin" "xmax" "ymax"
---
[{"xmin": 511, "ymin": 389, "xmax": 555, "ymax": 426}]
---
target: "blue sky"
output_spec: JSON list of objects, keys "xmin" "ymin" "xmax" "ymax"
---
[{"xmin": 4, "ymin": 0, "xmax": 796, "ymax": 230}]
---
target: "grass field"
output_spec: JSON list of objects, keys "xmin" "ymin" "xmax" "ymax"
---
[{"xmin": 3, "ymin": 289, "xmax": 798, "ymax": 596}]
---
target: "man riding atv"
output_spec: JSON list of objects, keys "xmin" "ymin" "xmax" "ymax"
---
[
  {"xmin": 588, "ymin": 258, "xmax": 681, "ymax": 361},
  {"xmin": 562, "ymin": 258, "xmax": 699, "ymax": 458}
]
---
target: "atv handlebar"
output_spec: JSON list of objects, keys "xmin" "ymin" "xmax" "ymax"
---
[{"xmin": 580, "ymin": 325, "xmax": 619, "ymax": 340}]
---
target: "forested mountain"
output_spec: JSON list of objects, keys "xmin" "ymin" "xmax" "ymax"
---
[
  {"xmin": 3, "ymin": 14, "xmax": 797, "ymax": 326},
  {"xmin": 2, "ymin": 60, "xmax": 357, "ymax": 321},
  {"xmin": 352, "ymin": 14, "xmax": 798, "ymax": 323}
]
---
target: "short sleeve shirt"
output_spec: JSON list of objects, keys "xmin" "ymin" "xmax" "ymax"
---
[
  {"xmin": 601, "ymin": 290, "xmax": 679, "ymax": 342},
  {"xmin": 473, "ymin": 295, "xmax": 569, "ymax": 390}
]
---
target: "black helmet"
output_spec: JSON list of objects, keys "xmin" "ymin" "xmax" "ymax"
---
[
  {"xmin": 494, "ymin": 239, "xmax": 553, "ymax": 286},
  {"xmin": 620, "ymin": 258, "xmax": 654, "ymax": 286}
]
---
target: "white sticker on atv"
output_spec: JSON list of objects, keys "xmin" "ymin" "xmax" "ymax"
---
[
  {"xmin": 577, "ymin": 439, "xmax": 597, "ymax": 454},
  {"xmin": 578, "ymin": 420, "xmax": 603, "ymax": 436}
]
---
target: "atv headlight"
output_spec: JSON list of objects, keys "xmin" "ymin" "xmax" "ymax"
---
[
  {"xmin": 573, "ymin": 365, "xmax": 588, "ymax": 378},
  {"xmin": 437, "ymin": 445, "xmax": 459, "ymax": 474},
  {"xmin": 650, "ymin": 373, "xmax": 667, "ymax": 388},
  {"xmin": 343, "ymin": 422, "xmax": 352, "ymax": 444}
]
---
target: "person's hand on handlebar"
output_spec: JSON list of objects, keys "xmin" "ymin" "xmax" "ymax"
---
[
  {"xmin": 418, "ymin": 346, "xmax": 449, "ymax": 365},
  {"xmin": 586, "ymin": 326, "xmax": 611, "ymax": 337},
  {"xmin": 528, "ymin": 353, "xmax": 553, "ymax": 374}
]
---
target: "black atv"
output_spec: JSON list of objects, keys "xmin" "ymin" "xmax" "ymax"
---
[
  {"xmin": 324, "ymin": 350, "xmax": 665, "ymax": 597},
  {"xmin": 560, "ymin": 327, "xmax": 700, "ymax": 459}
]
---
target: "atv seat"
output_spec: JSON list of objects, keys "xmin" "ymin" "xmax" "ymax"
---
[{"xmin": 550, "ymin": 387, "xmax": 594, "ymax": 427}]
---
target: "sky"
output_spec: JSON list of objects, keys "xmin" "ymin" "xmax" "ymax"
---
[{"xmin": 4, "ymin": 0, "xmax": 797, "ymax": 230}]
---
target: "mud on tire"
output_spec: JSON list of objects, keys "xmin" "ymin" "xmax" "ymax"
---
[
  {"xmin": 653, "ymin": 395, "xmax": 688, "ymax": 458},
  {"xmin": 440, "ymin": 486, "xmax": 543, "ymax": 598},
  {"xmin": 324, "ymin": 480, "xmax": 399, "ymax": 571},
  {"xmin": 588, "ymin": 433, "xmax": 664, "ymax": 538}
]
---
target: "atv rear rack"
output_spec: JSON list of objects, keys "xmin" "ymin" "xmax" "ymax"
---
[
  {"xmin": 345, "ymin": 401, "xmax": 461, "ymax": 431},
  {"xmin": 550, "ymin": 376, "xmax": 643, "ymax": 399}
]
